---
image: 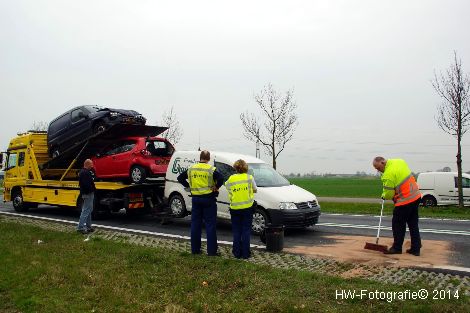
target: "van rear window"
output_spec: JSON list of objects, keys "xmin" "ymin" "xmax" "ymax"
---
[
  {"xmin": 454, "ymin": 177, "xmax": 470, "ymax": 188},
  {"xmin": 49, "ymin": 114, "xmax": 69, "ymax": 134}
]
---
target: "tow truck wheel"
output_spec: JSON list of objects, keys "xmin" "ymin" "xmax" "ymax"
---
[
  {"xmin": 252, "ymin": 207, "xmax": 269, "ymax": 235},
  {"xmin": 169, "ymin": 194, "xmax": 187, "ymax": 218},
  {"xmin": 12, "ymin": 189, "xmax": 29, "ymax": 212},
  {"xmin": 130, "ymin": 166, "xmax": 146, "ymax": 184}
]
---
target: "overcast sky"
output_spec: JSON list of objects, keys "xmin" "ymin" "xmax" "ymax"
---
[{"xmin": 1, "ymin": 0, "xmax": 470, "ymax": 174}]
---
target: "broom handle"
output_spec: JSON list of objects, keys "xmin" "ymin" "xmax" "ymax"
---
[{"xmin": 375, "ymin": 199, "xmax": 385, "ymax": 244}]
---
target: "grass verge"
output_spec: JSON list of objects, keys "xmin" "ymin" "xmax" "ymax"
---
[
  {"xmin": 289, "ymin": 177, "xmax": 382, "ymax": 198},
  {"xmin": 0, "ymin": 221, "xmax": 468, "ymax": 312}
]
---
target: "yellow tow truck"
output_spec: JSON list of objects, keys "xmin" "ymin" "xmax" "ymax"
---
[{"xmin": 1, "ymin": 126, "xmax": 167, "ymax": 217}]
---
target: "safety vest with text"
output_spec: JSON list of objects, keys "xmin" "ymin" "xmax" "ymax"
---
[
  {"xmin": 225, "ymin": 173, "xmax": 255, "ymax": 210},
  {"xmin": 188, "ymin": 163, "xmax": 216, "ymax": 196},
  {"xmin": 381, "ymin": 159, "xmax": 421, "ymax": 206}
]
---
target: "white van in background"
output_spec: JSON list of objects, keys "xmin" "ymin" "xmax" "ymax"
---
[
  {"xmin": 417, "ymin": 172, "xmax": 470, "ymax": 206},
  {"xmin": 164, "ymin": 151, "xmax": 321, "ymax": 234}
]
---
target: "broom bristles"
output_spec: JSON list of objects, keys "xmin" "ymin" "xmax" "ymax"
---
[{"xmin": 364, "ymin": 242, "xmax": 388, "ymax": 253}]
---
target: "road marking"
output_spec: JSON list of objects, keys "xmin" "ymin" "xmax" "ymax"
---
[
  {"xmin": 0, "ymin": 211, "xmax": 266, "ymax": 248},
  {"xmin": 316, "ymin": 222, "xmax": 470, "ymax": 236}
]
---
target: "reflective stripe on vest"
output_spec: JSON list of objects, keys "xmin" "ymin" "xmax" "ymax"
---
[
  {"xmin": 188, "ymin": 163, "xmax": 216, "ymax": 196},
  {"xmin": 394, "ymin": 174, "xmax": 421, "ymax": 206},
  {"xmin": 226, "ymin": 173, "xmax": 255, "ymax": 210}
]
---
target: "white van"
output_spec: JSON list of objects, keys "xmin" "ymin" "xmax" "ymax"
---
[
  {"xmin": 417, "ymin": 172, "xmax": 470, "ymax": 206},
  {"xmin": 164, "ymin": 151, "xmax": 321, "ymax": 234}
]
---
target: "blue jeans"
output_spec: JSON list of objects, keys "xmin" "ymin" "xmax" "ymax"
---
[
  {"xmin": 77, "ymin": 193, "xmax": 94, "ymax": 230},
  {"xmin": 191, "ymin": 197, "xmax": 218, "ymax": 255},
  {"xmin": 230, "ymin": 207, "xmax": 253, "ymax": 259}
]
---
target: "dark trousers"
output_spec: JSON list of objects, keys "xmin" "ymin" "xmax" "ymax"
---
[
  {"xmin": 230, "ymin": 207, "xmax": 254, "ymax": 259},
  {"xmin": 392, "ymin": 198, "xmax": 421, "ymax": 252},
  {"xmin": 191, "ymin": 197, "xmax": 218, "ymax": 255}
]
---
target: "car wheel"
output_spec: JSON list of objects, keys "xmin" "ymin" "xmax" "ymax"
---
[
  {"xmin": 169, "ymin": 193, "xmax": 187, "ymax": 218},
  {"xmin": 93, "ymin": 122, "xmax": 107, "ymax": 133},
  {"xmin": 422, "ymin": 195, "xmax": 437, "ymax": 207},
  {"xmin": 130, "ymin": 165, "xmax": 146, "ymax": 184},
  {"xmin": 252, "ymin": 207, "xmax": 269, "ymax": 235},
  {"xmin": 12, "ymin": 189, "xmax": 29, "ymax": 212}
]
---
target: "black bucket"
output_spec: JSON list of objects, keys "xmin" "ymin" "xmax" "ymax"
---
[{"xmin": 262, "ymin": 224, "xmax": 284, "ymax": 252}]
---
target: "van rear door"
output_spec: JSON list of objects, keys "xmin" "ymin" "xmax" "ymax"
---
[
  {"xmin": 454, "ymin": 175, "xmax": 470, "ymax": 205},
  {"xmin": 436, "ymin": 174, "xmax": 456, "ymax": 205}
]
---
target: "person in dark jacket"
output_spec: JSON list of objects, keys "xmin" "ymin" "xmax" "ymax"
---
[
  {"xmin": 77, "ymin": 159, "xmax": 96, "ymax": 234},
  {"xmin": 177, "ymin": 150, "xmax": 223, "ymax": 256}
]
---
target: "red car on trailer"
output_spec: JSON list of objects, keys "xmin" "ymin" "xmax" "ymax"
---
[{"xmin": 92, "ymin": 136, "xmax": 175, "ymax": 184}]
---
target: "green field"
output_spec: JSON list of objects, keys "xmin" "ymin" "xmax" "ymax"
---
[
  {"xmin": 1, "ymin": 221, "xmax": 467, "ymax": 312},
  {"xmin": 289, "ymin": 176, "xmax": 383, "ymax": 198},
  {"xmin": 289, "ymin": 177, "xmax": 470, "ymax": 219},
  {"xmin": 320, "ymin": 202, "xmax": 470, "ymax": 219}
]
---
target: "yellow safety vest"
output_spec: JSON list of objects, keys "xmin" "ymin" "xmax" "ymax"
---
[
  {"xmin": 188, "ymin": 163, "xmax": 216, "ymax": 196},
  {"xmin": 381, "ymin": 159, "xmax": 421, "ymax": 206},
  {"xmin": 225, "ymin": 173, "xmax": 255, "ymax": 210}
]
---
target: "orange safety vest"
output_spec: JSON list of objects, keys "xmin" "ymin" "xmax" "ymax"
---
[
  {"xmin": 394, "ymin": 174, "xmax": 421, "ymax": 206},
  {"xmin": 381, "ymin": 159, "xmax": 422, "ymax": 207}
]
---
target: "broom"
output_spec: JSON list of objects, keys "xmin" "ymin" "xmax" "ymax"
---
[{"xmin": 364, "ymin": 199, "xmax": 388, "ymax": 253}]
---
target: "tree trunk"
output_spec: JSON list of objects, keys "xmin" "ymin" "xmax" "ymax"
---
[
  {"xmin": 457, "ymin": 136, "xmax": 464, "ymax": 208},
  {"xmin": 272, "ymin": 145, "xmax": 277, "ymax": 170}
]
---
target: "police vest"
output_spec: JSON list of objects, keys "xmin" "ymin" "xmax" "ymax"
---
[
  {"xmin": 381, "ymin": 159, "xmax": 421, "ymax": 207},
  {"xmin": 188, "ymin": 163, "xmax": 216, "ymax": 196},
  {"xmin": 225, "ymin": 173, "xmax": 255, "ymax": 210}
]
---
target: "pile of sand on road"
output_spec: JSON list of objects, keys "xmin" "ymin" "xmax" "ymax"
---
[{"xmin": 285, "ymin": 235, "xmax": 450, "ymax": 270}]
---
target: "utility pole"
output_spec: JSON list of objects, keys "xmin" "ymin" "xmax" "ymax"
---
[{"xmin": 198, "ymin": 129, "xmax": 201, "ymax": 151}]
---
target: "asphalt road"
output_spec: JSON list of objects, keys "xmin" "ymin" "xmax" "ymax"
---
[{"xmin": 1, "ymin": 196, "xmax": 469, "ymax": 268}]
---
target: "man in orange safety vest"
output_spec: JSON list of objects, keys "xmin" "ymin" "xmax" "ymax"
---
[{"xmin": 373, "ymin": 156, "xmax": 422, "ymax": 256}]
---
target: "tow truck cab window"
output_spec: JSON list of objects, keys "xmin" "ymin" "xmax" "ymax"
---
[
  {"xmin": 6, "ymin": 153, "xmax": 17, "ymax": 170},
  {"xmin": 18, "ymin": 152, "xmax": 25, "ymax": 167}
]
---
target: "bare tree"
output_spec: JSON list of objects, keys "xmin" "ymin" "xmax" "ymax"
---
[
  {"xmin": 158, "ymin": 106, "xmax": 183, "ymax": 145},
  {"xmin": 432, "ymin": 51, "xmax": 470, "ymax": 208},
  {"xmin": 30, "ymin": 121, "xmax": 48, "ymax": 131},
  {"xmin": 240, "ymin": 83, "xmax": 298, "ymax": 169}
]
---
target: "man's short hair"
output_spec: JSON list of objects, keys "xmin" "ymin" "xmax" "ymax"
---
[
  {"xmin": 373, "ymin": 156, "xmax": 385, "ymax": 163},
  {"xmin": 200, "ymin": 150, "xmax": 210, "ymax": 161}
]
